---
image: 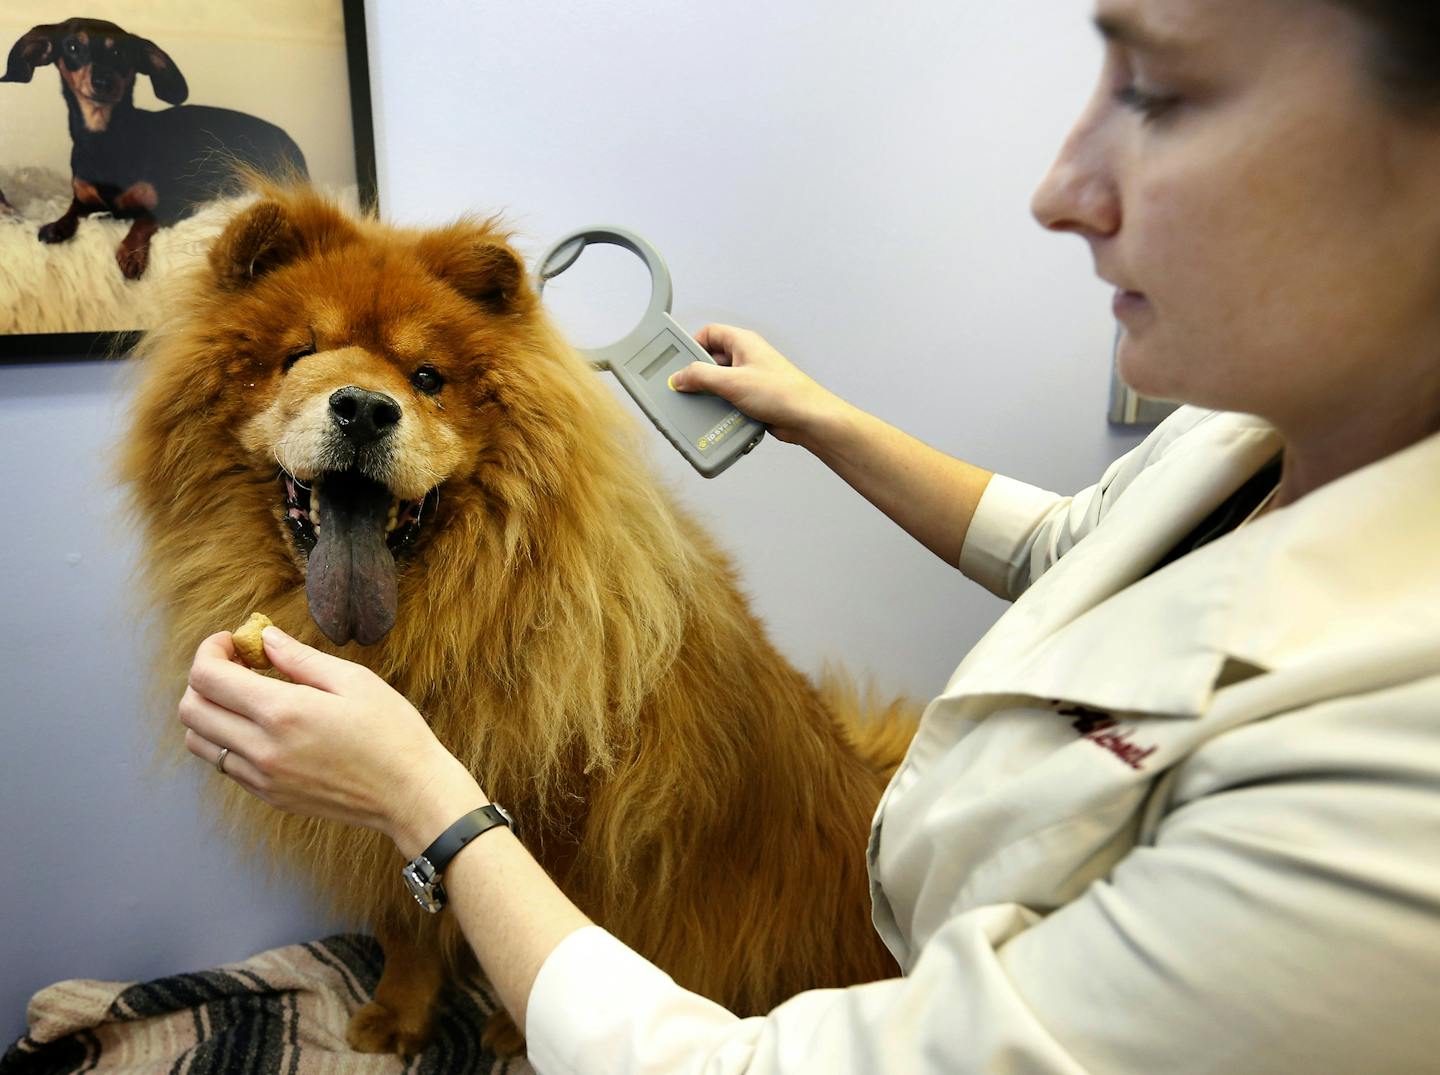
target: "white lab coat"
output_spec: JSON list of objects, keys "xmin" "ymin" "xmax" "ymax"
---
[{"xmin": 527, "ymin": 406, "xmax": 1440, "ymax": 1074}]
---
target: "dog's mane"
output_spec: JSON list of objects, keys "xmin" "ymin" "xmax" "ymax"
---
[{"xmin": 121, "ymin": 188, "xmax": 734, "ymax": 854}]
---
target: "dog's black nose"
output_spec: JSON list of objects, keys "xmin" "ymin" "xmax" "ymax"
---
[{"xmin": 329, "ymin": 387, "xmax": 401, "ymax": 444}]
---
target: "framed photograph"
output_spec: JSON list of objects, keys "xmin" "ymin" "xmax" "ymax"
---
[{"xmin": 0, "ymin": 0, "xmax": 376, "ymax": 363}]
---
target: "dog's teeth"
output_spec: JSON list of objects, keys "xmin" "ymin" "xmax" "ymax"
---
[{"xmin": 309, "ymin": 508, "xmax": 320, "ymax": 525}]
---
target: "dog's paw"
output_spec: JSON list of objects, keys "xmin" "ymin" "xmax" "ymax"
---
[
  {"xmin": 117, "ymin": 241, "xmax": 149, "ymax": 280},
  {"xmin": 482, "ymin": 1009, "xmax": 527, "ymax": 1057},
  {"xmin": 345, "ymin": 999, "xmax": 433, "ymax": 1057},
  {"xmin": 37, "ymin": 219, "xmax": 75, "ymax": 243}
]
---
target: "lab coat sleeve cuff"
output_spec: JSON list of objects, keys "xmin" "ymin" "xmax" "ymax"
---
[
  {"xmin": 526, "ymin": 925, "xmax": 745, "ymax": 1075},
  {"xmin": 958, "ymin": 475, "xmax": 1065, "ymax": 598}
]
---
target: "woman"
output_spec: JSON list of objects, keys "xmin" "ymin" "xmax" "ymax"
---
[{"xmin": 181, "ymin": 1, "xmax": 1440, "ymax": 1070}]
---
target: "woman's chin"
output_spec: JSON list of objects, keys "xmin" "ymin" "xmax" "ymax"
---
[
  {"xmin": 1115, "ymin": 338, "xmax": 1198, "ymax": 409},
  {"xmin": 1115, "ymin": 342, "xmax": 1170, "ymax": 402}
]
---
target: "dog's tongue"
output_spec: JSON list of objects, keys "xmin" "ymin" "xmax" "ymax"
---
[{"xmin": 307, "ymin": 471, "xmax": 396, "ymax": 646}]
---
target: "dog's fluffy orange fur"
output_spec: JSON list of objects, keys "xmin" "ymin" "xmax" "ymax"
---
[{"xmin": 121, "ymin": 186, "xmax": 918, "ymax": 1056}]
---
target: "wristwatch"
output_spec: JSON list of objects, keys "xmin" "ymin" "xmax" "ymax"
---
[{"xmin": 401, "ymin": 803, "xmax": 516, "ymax": 913}]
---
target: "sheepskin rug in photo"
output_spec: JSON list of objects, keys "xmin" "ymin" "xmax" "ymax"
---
[{"xmin": 0, "ymin": 167, "xmax": 359, "ymax": 337}]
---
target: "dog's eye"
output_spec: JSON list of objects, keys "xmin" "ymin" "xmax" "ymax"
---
[
  {"xmin": 282, "ymin": 343, "xmax": 316, "ymax": 373},
  {"xmin": 412, "ymin": 366, "xmax": 444, "ymax": 395}
]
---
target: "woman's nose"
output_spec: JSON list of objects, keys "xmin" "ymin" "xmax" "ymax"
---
[{"xmin": 1031, "ymin": 115, "xmax": 1121, "ymax": 239}]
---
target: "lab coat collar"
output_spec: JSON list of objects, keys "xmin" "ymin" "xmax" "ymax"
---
[{"xmin": 941, "ymin": 415, "xmax": 1440, "ymax": 721}]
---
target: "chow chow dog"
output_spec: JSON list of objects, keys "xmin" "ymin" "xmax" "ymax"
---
[{"xmin": 121, "ymin": 185, "xmax": 918, "ymax": 1056}]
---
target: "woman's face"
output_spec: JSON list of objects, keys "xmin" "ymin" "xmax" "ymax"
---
[{"xmin": 1033, "ymin": 0, "xmax": 1440, "ymax": 439}]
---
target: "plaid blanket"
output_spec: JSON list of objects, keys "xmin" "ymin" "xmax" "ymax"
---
[{"xmin": 0, "ymin": 934, "xmax": 532, "ymax": 1075}]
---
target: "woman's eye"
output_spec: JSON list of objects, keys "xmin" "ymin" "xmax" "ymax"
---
[
  {"xmin": 412, "ymin": 366, "xmax": 444, "ymax": 395},
  {"xmin": 282, "ymin": 343, "xmax": 316, "ymax": 373},
  {"xmin": 1115, "ymin": 84, "xmax": 1182, "ymax": 122}
]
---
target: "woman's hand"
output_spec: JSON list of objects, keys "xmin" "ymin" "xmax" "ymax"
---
[
  {"xmin": 670, "ymin": 323, "xmax": 851, "ymax": 448},
  {"xmin": 179, "ymin": 626, "xmax": 485, "ymax": 858}
]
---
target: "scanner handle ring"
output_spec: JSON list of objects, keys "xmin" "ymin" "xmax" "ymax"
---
[{"xmin": 533, "ymin": 226, "xmax": 675, "ymax": 372}]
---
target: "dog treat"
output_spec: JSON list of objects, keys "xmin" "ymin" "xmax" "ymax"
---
[{"xmin": 232, "ymin": 612, "xmax": 274, "ymax": 670}]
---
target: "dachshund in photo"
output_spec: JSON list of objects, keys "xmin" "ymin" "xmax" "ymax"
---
[{"xmin": 2, "ymin": 17, "xmax": 308, "ymax": 279}]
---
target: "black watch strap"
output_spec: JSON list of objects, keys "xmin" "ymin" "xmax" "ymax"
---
[{"xmin": 421, "ymin": 804, "xmax": 515, "ymax": 874}]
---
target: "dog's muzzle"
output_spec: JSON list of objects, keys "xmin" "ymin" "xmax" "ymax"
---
[{"xmin": 276, "ymin": 387, "xmax": 440, "ymax": 647}]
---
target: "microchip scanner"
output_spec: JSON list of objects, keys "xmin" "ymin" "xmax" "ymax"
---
[{"xmin": 535, "ymin": 226, "xmax": 765, "ymax": 477}]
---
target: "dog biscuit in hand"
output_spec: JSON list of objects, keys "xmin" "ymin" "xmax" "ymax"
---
[{"xmin": 232, "ymin": 612, "xmax": 274, "ymax": 670}]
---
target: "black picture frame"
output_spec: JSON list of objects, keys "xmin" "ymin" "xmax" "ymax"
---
[{"xmin": 0, "ymin": 0, "xmax": 378, "ymax": 365}]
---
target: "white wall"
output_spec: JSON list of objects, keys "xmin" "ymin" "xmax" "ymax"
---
[{"xmin": 0, "ymin": 0, "xmax": 1144, "ymax": 1043}]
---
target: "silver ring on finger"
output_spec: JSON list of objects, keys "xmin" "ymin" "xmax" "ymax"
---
[{"xmin": 215, "ymin": 747, "xmax": 231, "ymax": 775}]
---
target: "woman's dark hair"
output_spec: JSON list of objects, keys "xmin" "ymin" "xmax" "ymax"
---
[{"xmin": 1329, "ymin": 2, "xmax": 1440, "ymax": 114}]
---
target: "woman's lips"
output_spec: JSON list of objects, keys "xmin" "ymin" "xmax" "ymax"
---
[{"xmin": 1113, "ymin": 289, "xmax": 1150, "ymax": 318}]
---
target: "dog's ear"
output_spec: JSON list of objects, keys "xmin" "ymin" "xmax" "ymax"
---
[
  {"xmin": 134, "ymin": 36, "xmax": 187, "ymax": 104},
  {"xmin": 3, "ymin": 25, "xmax": 61, "ymax": 83},
  {"xmin": 414, "ymin": 225, "xmax": 530, "ymax": 315},
  {"xmin": 211, "ymin": 196, "xmax": 359, "ymax": 289},
  {"xmin": 210, "ymin": 200, "xmax": 308, "ymax": 289}
]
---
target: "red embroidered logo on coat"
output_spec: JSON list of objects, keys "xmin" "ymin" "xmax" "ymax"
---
[{"xmin": 1059, "ymin": 704, "xmax": 1158, "ymax": 771}]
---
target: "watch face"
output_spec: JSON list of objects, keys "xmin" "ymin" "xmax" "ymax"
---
[{"xmin": 402, "ymin": 859, "xmax": 444, "ymax": 913}]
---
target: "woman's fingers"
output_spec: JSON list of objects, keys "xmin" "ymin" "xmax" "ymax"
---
[
  {"xmin": 187, "ymin": 631, "xmax": 322, "ymax": 721},
  {"xmin": 694, "ymin": 323, "xmax": 757, "ymax": 365},
  {"xmin": 182, "ymin": 725, "xmax": 269, "ymax": 792},
  {"xmin": 178, "ymin": 685, "xmax": 270, "ymax": 764},
  {"xmin": 670, "ymin": 359, "xmax": 739, "ymax": 397},
  {"xmin": 259, "ymin": 626, "xmax": 365, "ymax": 694}
]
